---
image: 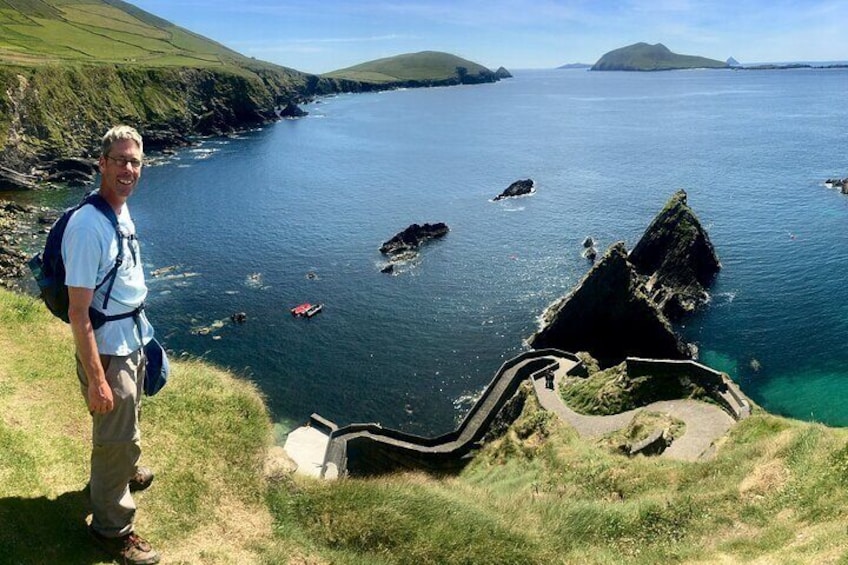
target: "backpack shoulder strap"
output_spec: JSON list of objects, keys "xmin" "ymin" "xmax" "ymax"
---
[{"xmin": 81, "ymin": 192, "xmax": 125, "ymax": 311}]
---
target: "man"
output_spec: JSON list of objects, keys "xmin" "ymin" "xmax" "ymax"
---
[{"xmin": 63, "ymin": 125, "xmax": 160, "ymax": 565}]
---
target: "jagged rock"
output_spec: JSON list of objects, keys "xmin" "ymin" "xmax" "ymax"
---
[
  {"xmin": 45, "ymin": 169, "xmax": 95, "ymax": 187},
  {"xmin": 0, "ymin": 167, "xmax": 38, "ymax": 190},
  {"xmin": 629, "ymin": 190, "xmax": 720, "ymax": 319},
  {"xmin": 231, "ymin": 312, "xmax": 247, "ymax": 324},
  {"xmin": 493, "ymin": 179, "xmax": 535, "ymax": 201},
  {"xmin": 380, "ymin": 223, "xmax": 449, "ymax": 256},
  {"xmin": 582, "ymin": 246, "xmax": 597, "ymax": 262},
  {"xmin": 582, "ymin": 236, "xmax": 595, "ymax": 248},
  {"xmin": 528, "ymin": 242, "xmax": 689, "ymax": 368},
  {"xmin": 279, "ymin": 103, "xmax": 308, "ymax": 118},
  {"xmin": 48, "ymin": 157, "xmax": 97, "ymax": 176},
  {"xmin": 494, "ymin": 66, "xmax": 513, "ymax": 79}
]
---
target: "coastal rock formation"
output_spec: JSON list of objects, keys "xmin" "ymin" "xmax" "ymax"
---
[
  {"xmin": 44, "ymin": 157, "xmax": 98, "ymax": 187},
  {"xmin": 629, "ymin": 190, "xmax": 720, "ymax": 318},
  {"xmin": 279, "ymin": 103, "xmax": 308, "ymax": 118},
  {"xmin": 494, "ymin": 67, "xmax": 513, "ymax": 79},
  {"xmin": 380, "ymin": 223, "xmax": 449, "ymax": 256},
  {"xmin": 0, "ymin": 201, "xmax": 41, "ymax": 289},
  {"xmin": 528, "ymin": 242, "xmax": 689, "ymax": 368},
  {"xmin": 493, "ymin": 179, "xmax": 535, "ymax": 201}
]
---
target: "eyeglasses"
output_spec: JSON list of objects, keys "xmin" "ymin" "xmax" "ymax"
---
[{"xmin": 105, "ymin": 155, "xmax": 143, "ymax": 169}]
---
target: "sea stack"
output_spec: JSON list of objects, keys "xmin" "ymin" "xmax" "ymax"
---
[
  {"xmin": 629, "ymin": 189, "xmax": 720, "ymax": 318},
  {"xmin": 528, "ymin": 242, "xmax": 689, "ymax": 367},
  {"xmin": 528, "ymin": 190, "xmax": 719, "ymax": 367}
]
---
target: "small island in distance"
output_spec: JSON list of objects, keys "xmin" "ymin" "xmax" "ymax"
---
[{"xmin": 558, "ymin": 43, "xmax": 848, "ymax": 72}]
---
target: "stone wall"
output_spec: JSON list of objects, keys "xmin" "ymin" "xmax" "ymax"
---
[{"xmin": 625, "ymin": 357, "xmax": 751, "ymax": 420}]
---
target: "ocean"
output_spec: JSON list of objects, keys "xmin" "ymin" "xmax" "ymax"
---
[{"xmin": 10, "ymin": 67, "xmax": 848, "ymax": 435}]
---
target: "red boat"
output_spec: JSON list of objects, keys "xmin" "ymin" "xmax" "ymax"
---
[
  {"xmin": 291, "ymin": 303, "xmax": 312, "ymax": 316},
  {"xmin": 291, "ymin": 303, "xmax": 323, "ymax": 318}
]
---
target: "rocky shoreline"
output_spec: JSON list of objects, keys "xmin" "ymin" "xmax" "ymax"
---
[{"xmin": 0, "ymin": 200, "xmax": 55, "ymax": 291}]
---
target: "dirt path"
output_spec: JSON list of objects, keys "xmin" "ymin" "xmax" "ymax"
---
[{"xmin": 533, "ymin": 363, "xmax": 735, "ymax": 461}]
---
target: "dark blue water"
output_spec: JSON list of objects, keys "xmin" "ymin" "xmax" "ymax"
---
[{"xmin": 12, "ymin": 68, "xmax": 848, "ymax": 434}]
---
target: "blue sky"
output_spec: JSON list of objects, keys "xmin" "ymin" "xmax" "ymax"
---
[{"xmin": 129, "ymin": 1, "xmax": 848, "ymax": 74}]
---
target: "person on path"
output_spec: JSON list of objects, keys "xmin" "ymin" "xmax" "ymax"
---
[{"xmin": 63, "ymin": 125, "xmax": 160, "ymax": 565}]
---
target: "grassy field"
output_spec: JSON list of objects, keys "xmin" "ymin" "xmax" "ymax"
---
[
  {"xmin": 2, "ymin": 286, "xmax": 848, "ymax": 564},
  {"xmin": 0, "ymin": 0, "xmax": 257, "ymax": 69}
]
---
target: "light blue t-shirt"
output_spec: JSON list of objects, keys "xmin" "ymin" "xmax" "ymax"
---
[{"xmin": 62, "ymin": 202, "xmax": 154, "ymax": 356}]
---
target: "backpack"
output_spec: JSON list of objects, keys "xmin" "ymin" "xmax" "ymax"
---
[{"xmin": 28, "ymin": 191, "xmax": 142, "ymax": 329}]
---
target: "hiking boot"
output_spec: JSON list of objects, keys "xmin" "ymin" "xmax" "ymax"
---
[
  {"xmin": 129, "ymin": 467, "xmax": 154, "ymax": 492},
  {"xmin": 89, "ymin": 527, "xmax": 161, "ymax": 565}
]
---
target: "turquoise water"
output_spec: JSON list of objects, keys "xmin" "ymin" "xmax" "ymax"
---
[{"xmin": 11, "ymin": 68, "xmax": 848, "ymax": 433}]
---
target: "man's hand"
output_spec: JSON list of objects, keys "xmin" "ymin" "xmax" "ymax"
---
[{"xmin": 87, "ymin": 377, "xmax": 114, "ymax": 414}]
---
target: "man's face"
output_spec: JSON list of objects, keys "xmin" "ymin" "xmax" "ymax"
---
[{"xmin": 99, "ymin": 138, "xmax": 142, "ymax": 202}]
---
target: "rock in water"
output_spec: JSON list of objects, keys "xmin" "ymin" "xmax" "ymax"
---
[
  {"xmin": 528, "ymin": 242, "xmax": 689, "ymax": 368},
  {"xmin": 493, "ymin": 179, "xmax": 535, "ymax": 201},
  {"xmin": 629, "ymin": 189, "xmax": 720, "ymax": 318},
  {"xmin": 380, "ymin": 223, "xmax": 449, "ymax": 256}
]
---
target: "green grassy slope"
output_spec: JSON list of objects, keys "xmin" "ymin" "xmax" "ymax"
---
[
  {"xmin": 592, "ymin": 43, "xmax": 728, "ymax": 71},
  {"xmin": 0, "ymin": 0, "xmax": 279, "ymax": 70},
  {"xmin": 323, "ymin": 50, "xmax": 497, "ymax": 85},
  {"xmin": 4, "ymin": 286, "xmax": 848, "ymax": 564}
]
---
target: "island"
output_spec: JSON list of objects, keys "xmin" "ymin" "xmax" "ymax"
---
[
  {"xmin": 493, "ymin": 179, "xmax": 535, "ymax": 201},
  {"xmin": 591, "ymin": 42, "xmax": 728, "ymax": 71},
  {"xmin": 322, "ymin": 51, "xmax": 508, "ymax": 88}
]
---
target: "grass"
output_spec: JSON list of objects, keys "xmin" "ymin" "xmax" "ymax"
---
[
  {"xmin": 559, "ymin": 361, "xmax": 711, "ymax": 416},
  {"xmin": 4, "ymin": 286, "xmax": 848, "ymax": 563},
  {"xmin": 0, "ymin": 2, "xmax": 253, "ymax": 68}
]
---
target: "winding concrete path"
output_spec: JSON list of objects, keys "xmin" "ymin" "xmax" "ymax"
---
[{"xmin": 533, "ymin": 361, "xmax": 735, "ymax": 461}]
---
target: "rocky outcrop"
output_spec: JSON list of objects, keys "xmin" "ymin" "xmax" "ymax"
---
[
  {"xmin": 528, "ymin": 242, "xmax": 689, "ymax": 367},
  {"xmin": 493, "ymin": 179, "xmax": 535, "ymax": 201},
  {"xmin": 279, "ymin": 103, "xmax": 308, "ymax": 118},
  {"xmin": 0, "ymin": 200, "xmax": 47, "ymax": 289},
  {"xmin": 0, "ymin": 167, "xmax": 38, "ymax": 191},
  {"xmin": 380, "ymin": 223, "xmax": 449, "ymax": 256},
  {"xmin": 44, "ymin": 158, "xmax": 97, "ymax": 187},
  {"xmin": 629, "ymin": 190, "xmax": 720, "ymax": 318},
  {"xmin": 494, "ymin": 67, "xmax": 513, "ymax": 79}
]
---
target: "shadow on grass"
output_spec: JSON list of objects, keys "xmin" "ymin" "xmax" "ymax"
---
[{"xmin": 0, "ymin": 488, "xmax": 107, "ymax": 563}]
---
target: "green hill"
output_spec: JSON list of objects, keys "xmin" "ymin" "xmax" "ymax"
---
[
  {"xmin": 323, "ymin": 50, "xmax": 500, "ymax": 86},
  {"xmin": 592, "ymin": 43, "xmax": 728, "ymax": 71},
  {"xmin": 0, "ymin": 0, "xmax": 279, "ymax": 69}
]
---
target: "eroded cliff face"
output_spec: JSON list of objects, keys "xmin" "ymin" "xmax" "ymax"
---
[
  {"xmin": 0, "ymin": 64, "xmax": 319, "ymax": 179},
  {"xmin": 629, "ymin": 189, "xmax": 721, "ymax": 318},
  {"xmin": 528, "ymin": 242, "xmax": 689, "ymax": 367}
]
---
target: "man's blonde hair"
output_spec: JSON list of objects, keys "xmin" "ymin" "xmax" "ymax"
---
[{"xmin": 101, "ymin": 125, "xmax": 143, "ymax": 157}]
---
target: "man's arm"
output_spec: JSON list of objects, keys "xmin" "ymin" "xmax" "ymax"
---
[{"xmin": 68, "ymin": 286, "xmax": 114, "ymax": 414}]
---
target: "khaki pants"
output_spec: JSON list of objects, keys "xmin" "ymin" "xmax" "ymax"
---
[{"xmin": 76, "ymin": 348, "xmax": 145, "ymax": 537}]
